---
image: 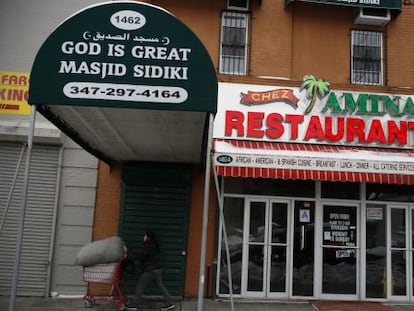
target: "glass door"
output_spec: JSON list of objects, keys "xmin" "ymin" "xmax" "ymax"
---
[
  {"xmin": 389, "ymin": 205, "xmax": 410, "ymax": 301},
  {"xmin": 365, "ymin": 204, "xmax": 387, "ymax": 299},
  {"xmin": 292, "ymin": 201, "xmax": 315, "ymax": 297},
  {"xmin": 411, "ymin": 207, "xmax": 414, "ymax": 301},
  {"xmin": 267, "ymin": 201, "xmax": 289, "ymax": 297},
  {"xmin": 245, "ymin": 199, "xmax": 267, "ymax": 296},
  {"xmin": 321, "ymin": 204, "xmax": 359, "ymax": 298},
  {"xmin": 244, "ymin": 199, "xmax": 289, "ymax": 298}
]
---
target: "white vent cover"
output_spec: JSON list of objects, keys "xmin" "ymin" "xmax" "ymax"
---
[
  {"xmin": 227, "ymin": 0, "xmax": 249, "ymax": 11},
  {"xmin": 354, "ymin": 8, "xmax": 391, "ymax": 26}
]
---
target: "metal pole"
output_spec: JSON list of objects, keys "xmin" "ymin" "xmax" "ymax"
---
[
  {"xmin": 9, "ymin": 105, "xmax": 36, "ymax": 311},
  {"xmin": 197, "ymin": 113, "xmax": 214, "ymax": 311},
  {"xmin": 213, "ymin": 166, "xmax": 234, "ymax": 311},
  {"xmin": 45, "ymin": 146, "xmax": 64, "ymax": 296},
  {"xmin": 0, "ymin": 143, "xmax": 26, "ymax": 234}
]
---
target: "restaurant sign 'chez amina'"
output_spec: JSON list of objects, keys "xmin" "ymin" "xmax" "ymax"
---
[{"xmin": 214, "ymin": 76, "xmax": 414, "ymax": 149}]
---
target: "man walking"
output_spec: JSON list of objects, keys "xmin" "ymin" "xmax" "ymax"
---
[{"xmin": 125, "ymin": 232, "xmax": 175, "ymax": 311}]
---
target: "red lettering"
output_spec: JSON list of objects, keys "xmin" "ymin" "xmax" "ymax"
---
[
  {"xmin": 11, "ymin": 89, "xmax": 23, "ymax": 101},
  {"xmin": 247, "ymin": 112, "xmax": 265, "ymax": 138},
  {"xmin": 304, "ymin": 116, "xmax": 325, "ymax": 141},
  {"xmin": 1, "ymin": 75, "xmax": 8, "ymax": 84},
  {"xmin": 325, "ymin": 116, "xmax": 344, "ymax": 142},
  {"xmin": 222, "ymin": 111, "xmax": 413, "ymax": 148},
  {"xmin": 285, "ymin": 114, "xmax": 304, "ymax": 140},
  {"xmin": 265, "ymin": 113, "xmax": 284, "ymax": 139},
  {"xmin": 9, "ymin": 75, "xmax": 18, "ymax": 85},
  {"xmin": 19, "ymin": 76, "xmax": 28, "ymax": 86},
  {"xmin": 0, "ymin": 74, "xmax": 28, "ymax": 86},
  {"xmin": 367, "ymin": 119, "xmax": 386, "ymax": 144},
  {"xmin": 346, "ymin": 118, "xmax": 366, "ymax": 143},
  {"xmin": 0, "ymin": 88, "xmax": 28, "ymax": 101},
  {"xmin": 225, "ymin": 110, "xmax": 245, "ymax": 137},
  {"xmin": 387, "ymin": 120, "xmax": 407, "ymax": 145}
]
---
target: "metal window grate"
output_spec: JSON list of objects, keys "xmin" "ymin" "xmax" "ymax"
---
[
  {"xmin": 351, "ymin": 30, "xmax": 383, "ymax": 85},
  {"xmin": 219, "ymin": 11, "xmax": 248, "ymax": 75}
]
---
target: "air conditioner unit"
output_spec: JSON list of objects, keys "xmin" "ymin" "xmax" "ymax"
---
[
  {"xmin": 227, "ymin": 0, "xmax": 249, "ymax": 11},
  {"xmin": 354, "ymin": 7, "xmax": 391, "ymax": 26}
]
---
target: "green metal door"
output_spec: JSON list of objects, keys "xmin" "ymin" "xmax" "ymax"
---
[{"xmin": 119, "ymin": 163, "xmax": 191, "ymax": 297}]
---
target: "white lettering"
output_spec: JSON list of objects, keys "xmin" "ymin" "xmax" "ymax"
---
[
  {"xmin": 59, "ymin": 61, "xmax": 126, "ymax": 79},
  {"xmin": 133, "ymin": 65, "xmax": 188, "ymax": 80},
  {"xmin": 131, "ymin": 46, "xmax": 191, "ymax": 61},
  {"xmin": 61, "ymin": 41, "xmax": 101, "ymax": 55}
]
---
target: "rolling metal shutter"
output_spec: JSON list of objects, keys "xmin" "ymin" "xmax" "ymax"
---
[
  {"xmin": 0, "ymin": 141, "xmax": 60, "ymax": 296},
  {"xmin": 120, "ymin": 163, "xmax": 191, "ymax": 297}
]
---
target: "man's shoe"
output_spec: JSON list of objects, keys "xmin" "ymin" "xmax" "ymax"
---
[{"xmin": 160, "ymin": 304, "xmax": 175, "ymax": 311}]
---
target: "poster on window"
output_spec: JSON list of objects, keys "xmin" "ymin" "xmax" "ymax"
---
[{"xmin": 323, "ymin": 205, "xmax": 357, "ymax": 247}]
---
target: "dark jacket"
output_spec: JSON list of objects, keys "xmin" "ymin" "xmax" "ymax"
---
[{"xmin": 129, "ymin": 240, "xmax": 162, "ymax": 272}]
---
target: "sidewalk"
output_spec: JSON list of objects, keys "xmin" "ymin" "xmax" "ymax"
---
[
  {"xmin": 0, "ymin": 297, "xmax": 314, "ymax": 311},
  {"xmin": 1, "ymin": 297, "xmax": 414, "ymax": 311}
]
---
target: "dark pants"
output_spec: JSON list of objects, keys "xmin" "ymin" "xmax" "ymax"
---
[{"xmin": 134, "ymin": 269, "xmax": 173, "ymax": 307}]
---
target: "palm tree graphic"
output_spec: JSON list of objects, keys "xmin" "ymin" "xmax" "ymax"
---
[{"xmin": 300, "ymin": 75, "xmax": 331, "ymax": 114}]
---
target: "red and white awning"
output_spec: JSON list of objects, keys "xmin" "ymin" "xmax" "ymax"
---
[{"xmin": 213, "ymin": 139, "xmax": 414, "ymax": 185}]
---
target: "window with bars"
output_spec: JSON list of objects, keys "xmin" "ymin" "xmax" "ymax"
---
[
  {"xmin": 351, "ymin": 30, "xmax": 383, "ymax": 85},
  {"xmin": 219, "ymin": 11, "xmax": 248, "ymax": 75}
]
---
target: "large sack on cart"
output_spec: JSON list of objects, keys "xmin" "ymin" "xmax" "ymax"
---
[{"xmin": 76, "ymin": 236, "xmax": 126, "ymax": 266}]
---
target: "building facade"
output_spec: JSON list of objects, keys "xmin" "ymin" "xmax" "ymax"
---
[
  {"xmin": 2, "ymin": 0, "xmax": 414, "ymax": 304},
  {"xmin": 0, "ymin": 0, "xmax": 103, "ymax": 297},
  {"xmin": 91, "ymin": 0, "xmax": 414, "ymax": 303},
  {"xmin": 208, "ymin": 0, "xmax": 414, "ymax": 302}
]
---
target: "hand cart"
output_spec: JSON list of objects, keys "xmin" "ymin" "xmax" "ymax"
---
[{"xmin": 83, "ymin": 258, "xmax": 128, "ymax": 310}]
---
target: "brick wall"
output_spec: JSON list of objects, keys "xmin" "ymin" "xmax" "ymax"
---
[
  {"xmin": 184, "ymin": 167, "xmax": 217, "ymax": 297},
  {"xmin": 92, "ymin": 161, "xmax": 122, "ymax": 240},
  {"xmin": 89, "ymin": 161, "xmax": 122, "ymax": 295}
]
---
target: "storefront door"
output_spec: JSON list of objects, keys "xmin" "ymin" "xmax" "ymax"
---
[
  {"xmin": 292, "ymin": 201, "xmax": 315, "ymax": 297},
  {"xmin": 244, "ymin": 199, "xmax": 290, "ymax": 298},
  {"xmin": 321, "ymin": 203, "xmax": 359, "ymax": 299},
  {"xmin": 388, "ymin": 205, "xmax": 414, "ymax": 301},
  {"xmin": 120, "ymin": 164, "xmax": 191, "ymax": 297}
]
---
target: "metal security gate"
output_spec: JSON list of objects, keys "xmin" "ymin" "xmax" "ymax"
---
[
  {"xmin": 119, "ymin": 163, "xmax": 191, "ymax": 297},
  {"xmin": 0, "ymin": 141, "xmax": 60, "ymax": 296}
]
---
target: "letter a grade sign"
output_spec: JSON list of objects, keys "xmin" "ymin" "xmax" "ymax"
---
[{"xmin": 29, "ymin": 1, "xmax": 217, "ymax": 113}]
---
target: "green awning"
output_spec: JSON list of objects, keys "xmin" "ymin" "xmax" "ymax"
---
[
  {"xmin": 30, "ymin": 2, "xmax": 217, "ymax": 113},
  {"xmin": 28, "ymin": 2, "xmax": 218, "ymax": 165},
  {"xmin": 285, "ymin": 0, "xmax": 402, "ymax": 10}
]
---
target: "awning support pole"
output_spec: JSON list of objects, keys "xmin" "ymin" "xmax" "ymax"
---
[
  {"xmin": 213, "ymin": 164, "xmax": 234, "ymax": 311},
  {"xmin": 0, "ymin": 143, "xmax": 26, "ymax": 234},
  {"xmin": 9, "ymin": 105, "xmax": 36, "ymax": 311},
  {"xmin": 197, "ymin": 113, "xmax": 214, "ymax": 311}
]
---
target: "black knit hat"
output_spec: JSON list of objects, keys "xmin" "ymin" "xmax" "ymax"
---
[
  {"xmin": 144, "ymin": 231, "xmax": 159, "ymax": 251},
  {"xmin": 145, "ymin": 231, "xmax": 156, "ymax": 241}
]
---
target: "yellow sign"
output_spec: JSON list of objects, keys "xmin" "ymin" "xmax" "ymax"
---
[{"xmin": 0, "ymin": 71, "xmax": 31, "ymax": 115}]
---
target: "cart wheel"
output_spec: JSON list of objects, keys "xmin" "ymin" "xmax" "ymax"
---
[{"xmin": 84, "ymin": 300, "xmax": 93, "ymax": 308}]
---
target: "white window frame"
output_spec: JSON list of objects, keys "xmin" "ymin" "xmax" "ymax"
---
[
  {"xmin": 351, "ymin": 30, "xmax": 384, "ymax": 86},
  {"xmin": 219, "ymin": 11, "xmax": 248, "ymax": 75}
]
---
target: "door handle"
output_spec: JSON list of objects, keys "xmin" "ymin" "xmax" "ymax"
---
[
  {"xmin": 301, "ymin": 225, "xmax": 305, "ymax": 250},
  {"xmin": 181, "ymin": 251, "xmax": 186, "ymax": 256}
]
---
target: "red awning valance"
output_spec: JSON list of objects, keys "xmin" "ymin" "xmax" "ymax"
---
[{"xmin": 213, "ymin": 139, "xmax": 414, "ymax": 185}]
